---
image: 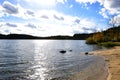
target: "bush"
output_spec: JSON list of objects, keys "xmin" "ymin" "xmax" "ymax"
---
[
  {"xmin": 100, "ymin": 42, "xmax": 120, "ymax": 47},
  {"xmin": 86, "ymin": 37, "xmax": 97, "ymax": 44}
]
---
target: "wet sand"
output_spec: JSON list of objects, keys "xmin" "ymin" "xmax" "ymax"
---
[
  {"xmin": 91, "ymin": 46, "xmax": 120, "ymax": 80},
  {"xmin": 51, "ymin": 56, "xmax": 108, "ymax": 80}
]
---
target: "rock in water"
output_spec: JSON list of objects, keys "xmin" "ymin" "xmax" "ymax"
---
[
  {"xmin": 69, "ymin": 50, "xmax": 72, "ymax": 52},
  {"xmin": 59, "ymin": 50, "xmax": 66, "ymax": 54},
  {"xmin": 85, "ymin": 52, "xmax": 88, "ymax": 55}
]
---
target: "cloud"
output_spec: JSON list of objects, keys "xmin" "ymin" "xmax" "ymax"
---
[
  {"xmin": 71, "ymin": 17, "xmax": 98, "ymax": 33},
  {"xmin": 99, "ymin": 8, "xmax": 108, "ymax": 18},
  {"xmin": 74, "ymin": 19, "xmax": 80, "ymax": 24},
  {"xmin": 82, "ymin": 27, "xmax": 97, "ymax": 33},
  {"xmin": 17, "ymin": 5, "xmax": 37, "ymax": 19},
  {"xmin": 0, "ymin": 12, "xmax": 4, "ymax": 17},
  {"xmin": 53, "ymin": 15, "xmax": 64, "ymax": 21},
  {"xmin": 25, "ymin": 23, "xmax": 37, "ymax": 28},
  {"xmin": 0, "ymin": 5, "xmax": 4, "ymax": 17},
  {"xmin": 2, "ymin": 1, "xmax": 18, "ymax": 14},
  {"xmin": 0, "ymin": 22, "xmax": 19, "ymax": 34},
  {"xmin": 75, "ymin": 0, "xmax": 120, "ymax": 18},
  {"xmin": 80, "ymin": 19, "xmax": 97, "ymax": 28},
  {"xmin": 0, "ymin": 1, "xmax": 101, "ymax": 36},
  {"xmin": 75, "ymin": 0, "xmax": 97, "ymax": 4},
  {"xmin": 98, "ymin": 0, "xmax": 120, "ymax": 18},
  {"xmin": 57, "ymin": 0, "xmax": 67, "ymax": 4},
  {"xmin": 1, "ymin": 1, "xmax": 65, "ymax": 20},
  {"xmin": 103, "ymin": 0, "xmax": 120, "ymax": 10},
  {"xmin": 0, "ymin": 1, "xmax": 34, "ymax": 19},
  {"xmin": 24, "ymin": 0, "xmax": 67, "ymax": 7},
  {"xmin": 0, "ymin": 24, "xmax": 3, "ymax": 27},
  {"xmin": 4, "ymin": 29, "xmax": 10, "ymax": 33},
  {"xmin": 24, "ymin": 0, "xmax": 56, "ymax": 6},
  {"xmin": 0, "ymin": 15, "xmax": 99, "ymax": 36},
  {"xmin": 69, "ymin": 4, "xmax": 73, "ymax": 8},
  {"xmin": 109, "ymin": 14, "xmax": 120, "ymax": 26},
  {"xmin": 25, "ymin": 10, "xmax": 34, "ymax": 16},
  {"xmin": 6, "ymin": 23, "xmax": 17, "ymax": 27},
  {"xmin": 41, "ymin": 15, "xmax": 49, "ymax": 19}
]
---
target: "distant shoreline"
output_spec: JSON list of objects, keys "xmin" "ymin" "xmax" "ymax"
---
[
  {"xmin": 0, "ymin": 33, "xmax": 90, "ymax": 40},
  {"xmin": 91, "ymin": 46, "xmax": 120, "ymax": 80}
]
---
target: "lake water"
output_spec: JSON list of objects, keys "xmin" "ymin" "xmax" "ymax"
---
[{"xmin": 0, "ymin": 40, "xmax": 108, "ymax": 80}]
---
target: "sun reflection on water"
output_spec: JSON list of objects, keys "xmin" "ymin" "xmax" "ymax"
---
[{"xmin": 30, "ymin": 40, "xmax": 53, "ymax": 80}]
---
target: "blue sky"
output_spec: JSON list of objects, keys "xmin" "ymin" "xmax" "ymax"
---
[{"xmin": 0, "ymin": 0, "xmax": 120, "ymax": 36}]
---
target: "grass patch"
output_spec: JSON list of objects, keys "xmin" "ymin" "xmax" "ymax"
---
[{"xmin": 99, "ymin": 42, "xmax": 120, "ymax": 47}]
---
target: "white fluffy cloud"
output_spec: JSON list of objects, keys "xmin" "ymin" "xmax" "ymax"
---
[
  {"xmin": 75, "ymin": 0, "xmax": 120, "ymax": 19},
  {"xmin": 1, "ymin": 1, "xmax": 37, "ymax": 19},
  {"xmin": 76, "ymin": 0, "xmax": 97, "ymax": 4},
  {"xmin": 109, "ymin": 14, "xmax": 120, "ymax": 26},
  {"xmin": 99, "ymin": 8, "xmax": 108, "ymax": 18},
  {"xmin": 24, "ymin": 0, "xmax": 67, "ymax": 7},
  {"xmin": 75, "ymin": 0, "xmax": 105, "ymax": 5},
  {"xmin": 25, "ymin": 23, "xmax": 37, "ymax": 28},
  {"xmin": 0, "ymin": 5, "xmax": 4, "ymax": 17},
  {"xmin": 103, "ymin": 0, "xmax": 120, "ymax": 15},
  {"xmin": 2, "ymin": 1, "xmax": 18, "ymax": 14},
  {"xmin": 75, "ymin": 0, "xmax": 120, "ymax": 28},
  {"xmin": 0, "ymin": 9, "xmax": 99, "ymax": 36},
  {"xmin": 98, "ymin": 0, "xmax": 120, "ymax": 19},
  {"xmin": 6, "ymin": 23, "xmax": 17, "ymax": 27},
  {"xmin": 0, "ymin": 0, "xmax": 102, "ymax": 36},
  {"xmin": 25, "ymin": 0, "xmax": 56, "ymax": 6}
]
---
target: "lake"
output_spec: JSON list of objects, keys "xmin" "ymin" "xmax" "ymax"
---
[{"xmin": 0, "ymin": 40, "xmax": 108, "ymax": 80}]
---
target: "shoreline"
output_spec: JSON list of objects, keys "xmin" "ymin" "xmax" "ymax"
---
[{"xmin": 90, "ymin": 46, "xmax": 120, "ymax": 80}]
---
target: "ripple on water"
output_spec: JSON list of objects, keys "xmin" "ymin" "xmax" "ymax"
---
[{"xmin": 0, "ymin": 40, "xmax": 108, "ymax": 80}]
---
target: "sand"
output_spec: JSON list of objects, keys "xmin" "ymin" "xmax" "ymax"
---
[{"xmin": 91, "ymin": 46, "xmax": 120, "ymax": 80}]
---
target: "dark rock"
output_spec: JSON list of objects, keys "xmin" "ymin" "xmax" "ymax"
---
[
  {"xmin": 69, "ymin": 50, "xmax": 72, "ymax": 52},
  {"xmin": 85, "ymin": 52, "xmax": 88, "ymax": 55},
  {"xmin": 59, "ymin": 50, "xmax": 66, "ymax": 54}
]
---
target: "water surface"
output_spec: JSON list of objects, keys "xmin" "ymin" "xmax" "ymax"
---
[{"xmin": 0, "ymin": 40, "xmax": 107, "ymax": 80}]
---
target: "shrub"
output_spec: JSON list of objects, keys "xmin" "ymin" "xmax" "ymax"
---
[
  {"xmin": 100, "ymin": 42, "xmax": 120, "ymax": 47},
  {"xmin": 86, "ymin": 37, "xmax": 97, "ymax": 44}
]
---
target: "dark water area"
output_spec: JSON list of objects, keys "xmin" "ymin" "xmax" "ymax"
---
[{"xmin": 0, "ymin": 40, "xmax": 107, "ymax": 80}]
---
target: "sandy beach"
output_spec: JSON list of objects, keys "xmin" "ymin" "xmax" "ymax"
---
[{"xmin": 91, "ymin": 46, "xmax": 120, "ymax": 80}]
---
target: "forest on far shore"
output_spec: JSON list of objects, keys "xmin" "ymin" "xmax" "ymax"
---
[{"xmin": 86, "ymin": 25, "xmax": 120, "ymax": 44}]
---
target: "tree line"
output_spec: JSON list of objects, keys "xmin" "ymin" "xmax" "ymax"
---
[{"xmin": 86, "ymin": 25, "xmax": 120, "ymax": 44}]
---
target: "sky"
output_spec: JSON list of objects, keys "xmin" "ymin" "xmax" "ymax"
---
[{"xmin": 0, "ymin": 0, "xmax": 120, "ymax": 36}]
